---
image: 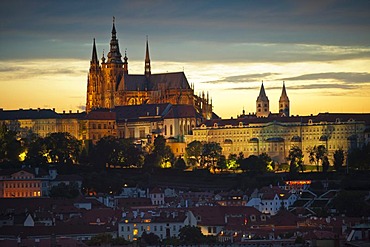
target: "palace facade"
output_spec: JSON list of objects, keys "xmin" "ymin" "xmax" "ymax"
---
[
  {"xmin": 86, "ymin": 19, "xmax": 212, "ymax": 120},
  {"xmin": 187, "ymin": 83, "xmax": 370, "ymax": 164}
]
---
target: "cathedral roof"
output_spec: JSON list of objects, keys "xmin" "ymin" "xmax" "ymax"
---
[{"xmin": 121, "ymin": 72, "xmax": 191, "ymax": 91}]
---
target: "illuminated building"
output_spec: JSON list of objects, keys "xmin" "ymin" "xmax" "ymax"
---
[
  {"xmin": 86, "ymin": 18, "xmax": 213, "ymax": 120},
  {"xmin": 119, "ymin": 209, "xmax": 196, "ymax": 241},
  {"xmin": 187, "ymin": 83, "xmax": 370, "ymax": 164},
  {"xmin": 0, "ymin": 169, "xmax": 42, "ymax": 198}
]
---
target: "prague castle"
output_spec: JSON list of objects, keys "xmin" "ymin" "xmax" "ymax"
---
[
  {"xmin": 86, "ymin": 18, "xmax": 212, "ymax": 120},
  {"xmin": 0, "ymin": 19, "xmax": 369, "ymax": 164}
]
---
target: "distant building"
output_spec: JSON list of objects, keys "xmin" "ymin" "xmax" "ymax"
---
[
  {"xmin": 187, "ymin": 83, "xmax": 370, "ymax": 164},
  {"xmin": 118, "ymin": 209, "xmax": 196, "ymax": 241},
  {"xmin": 0, "ymin": 168, "xmax": 82, "ymax": 198}
]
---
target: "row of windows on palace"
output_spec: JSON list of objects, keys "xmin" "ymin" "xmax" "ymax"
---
[
  {"xmin": 122, "ymin": 224, "xmax": 179, "ymax": 233},
  {"xmin": 195, "ymin": 125, "xmax": 363, "ymax": 135},
  {"xmin": 3, "ymin": 191, "xmax": 41, "ymax": 197},
  {"xmin": 222, "ymin": 144, "xmax": 344, "ymax": 153},
  {"xmin": 3, "ymin": 182, "xmax": 41, "ymax": 188}
]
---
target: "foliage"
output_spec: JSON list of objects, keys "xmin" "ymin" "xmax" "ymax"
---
[
  {"xmin": 141, "ymin": 232, "xmax": 160, "ymax": 245},
  {"xmin": 238, "ymin": 153, "xmax": 273, "ymax": 173},
  {"xmin": 227, "ymin": 153, "xmax": 239, "ymax": 171},
  {"xmin": 331, "ymin": 190, "xmax": 370, "ymax": 217},
  {"xmin": 307, "ymin": 145, "xmax": 327, "ymax": 172},
  {"xmin": 0, "ymin": 124, "xmax": 22, "ymax": 162},
  {"xmin": 91, "ymin": 137, "xmax": 144, "ymax": 169},
  {"xmin": 49, "ymin": 182, "xmax": 80, "ymax": 198},
  {"xmin": 348, "ymin": 143, "xmax": 370, "ymax": 170},
  {"xmin": 322, "ymin": 156, "xmax": 329, "ymax": 173},
  {"xmin": 185, "ymin": 140, "xmax": 203, "ymax": 167},
  {"xmin": 178, "ymin": 226, "xmax": 204, "ymax": 244},
  {"xmin": 45, "ymin": 132, "xmax": 81, "ymax": 164},
  {"xmin": 201, "ymin": 142, "xmax": 222, "ymax": 167},
  {"xmin": 86, "ymin": 233, "xmax": 129, "ymax": 246},
  {"xmin": 174, "ymin": 156, "xmax": 186, "ymax": 170},
  {"xmin": 259, "ymin": 152, "xmax": 274, "ymax": 171},
  {"xmin": 333, "ymin": 148, "xmax": 345, "ymax": 171},
  {"xmin": 287, "ymin": 146, "xmax": 304, "ymax": 173},
  {"xmin": 217, "ymin": 155, "xmax": 227, "ymax": 171},
  {"xmin": 144, "ymin": 135, "xmax": 174, "ymax": 168}
]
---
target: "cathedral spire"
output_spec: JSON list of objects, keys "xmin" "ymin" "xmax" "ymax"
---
[
  {"xmin": 256, "ymin": 81, "xmax": 270, "ymax": 117},
  {"xmin": 91, "ymin": 38, "xmax": 99, "ymax": 65},
  {"xmin": 257, "ymin": 81, "xmax": 268, "ymax": 102},
  {"xmin": 279, "ymin": 81, "xmax": 290, "ymax": 117},
  {"xmin": 107, "ymin": 16, "xmax": 123, "ymax": 65},
  {"xmin": 145, "ymin": 36, "xmax": 151, "ymax": 77}
]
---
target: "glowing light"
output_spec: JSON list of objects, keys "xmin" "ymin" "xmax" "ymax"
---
[{"xmin": 18, "ymin": 151, "xmax": 27, "ymax": 161}]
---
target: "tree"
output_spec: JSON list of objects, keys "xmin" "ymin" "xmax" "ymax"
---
[
  {"xmin": 333, "ymin": 148, "xmax": 345, "ymax": 171},
  {"xmin": 49, "ymin": 182, "xmax": 80, "ymax": 198},
  {"xmin": 227, "ymin": 153, "xmax": 239, "ymax": 171},
  {"xmin": 217, "ymin": 155, "xmax": 227, "ymax": 171},
  {"xmin": 259, "ymin": 152, "xmax": 274, "ymax": 171},
  {"xmin": 91, "ymin": 137, "xmax": 144, "ymax": 169},
  {"xmin": 179, "ymin": 226, "xmax": 204, "ymax": 244},
  {"xmin": 174, "ymin": 156, "xmax": 186, "ymax": 170},
  {"xmin": 307, "ymin": 145, "xmax": 327, "ymax": 172},
  {"xmin": 144, "ymin": 135, "xmax": 174, "ymax": 168},
  {"xmin": 185, "ymin": 140, "xmax": 203, "ymax": 167},
  {"xmin": 0, "ymin": 123, "xmax": 22, "ymax": 162},
  {"xmin": 141, "ymin": 232, "xmax": 160, "ymax": 245},
  {"xmin": 322, "ymin": 156, "xmax": 330, "ymax": 173},
  {"xmin": 201, "ymin": 142, "xmax": 222, "ymax": 167},
  {"xmin": 287, "ymin": 146, "xmax": 304, "ymax": 173},
  {"xmin": 43, "ymin": 132, "xmax": 81, "ymax": 164},
  {"xmin": 348, "ymin": 143, "xmax": 370, "ymax": 170}
]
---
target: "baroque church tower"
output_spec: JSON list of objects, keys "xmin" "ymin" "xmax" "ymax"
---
[
  {"xmin": 279, "ymin": 81, "xmax": 290, "ymax": 117},
  {"xmin": 256, "ymin": 82, "xmax": 270, "ymax": 117}
]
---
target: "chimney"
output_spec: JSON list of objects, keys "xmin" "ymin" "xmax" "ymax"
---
[{"xmin": 69, "ymin": 110, "xmax": 72, "ymax": 113}]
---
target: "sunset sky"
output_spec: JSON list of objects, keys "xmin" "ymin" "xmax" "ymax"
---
[{"xmin": 1, "ymin": 0, "xmax": 370, "ymax": 118}]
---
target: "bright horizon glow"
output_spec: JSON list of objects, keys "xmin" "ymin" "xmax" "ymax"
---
[{"xmin": 0, "ymin": 57, "xmax": 369, "ymax": 118}]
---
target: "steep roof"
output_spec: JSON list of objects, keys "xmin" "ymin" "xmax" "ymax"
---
[
  {"xmin": 257, "ymin": 83, "xmax": 269, "ymax": 102},
  {"xmin": 120, "ymin": 72, "xmax": 191, "ymax": 91},
  {"xmin": 114, "ymin": 103, "xmax": 171, "ymax": 123}
]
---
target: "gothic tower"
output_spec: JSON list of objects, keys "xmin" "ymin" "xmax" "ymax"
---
[
  {"xmin": 256, "ymin": 82, "xmax": 269, "ymax": 117},
  {"xmin": 279, "ymin": 81, "xmax": 290, "ymax": 117},
  {"xmin": 86, "ymin": 38, "xmax": 102, "ymax": 113},
  {"xmin": 102, "ymin": 17, "xmax": 124, "ymax": 109},
  {"xmin": 144, "ymin": 37, "xmax": 151, "ymax": 78}
]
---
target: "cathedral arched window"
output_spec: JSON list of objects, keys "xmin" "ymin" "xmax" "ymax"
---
[
  {"xmin": 170, "ymin": 125, "xmax": 173, "ymax": 136},
  {"xmin": 164, "ymin": 125, "xmax": 167, "ymax": 135}
]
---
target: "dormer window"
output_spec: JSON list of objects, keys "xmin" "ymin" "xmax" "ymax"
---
[{"xmin": 250, "ymin": 215, "xmax": 256, "ymax": 222}]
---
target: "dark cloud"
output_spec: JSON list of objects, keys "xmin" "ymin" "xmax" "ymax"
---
[
  {"xmin": 281, "ymin": 72, "xmax": 370, "ymax": 84},
  {"xmin": 203, "ymin": 73, "xmax": 279, "ymax": 84},
  {"xmin": 1, "ymin": 0, "xmax": 370, "ymax": 61},
  {"xmin": 226, "ymin": 83, "xmax": 358, "ymax": 91}
]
